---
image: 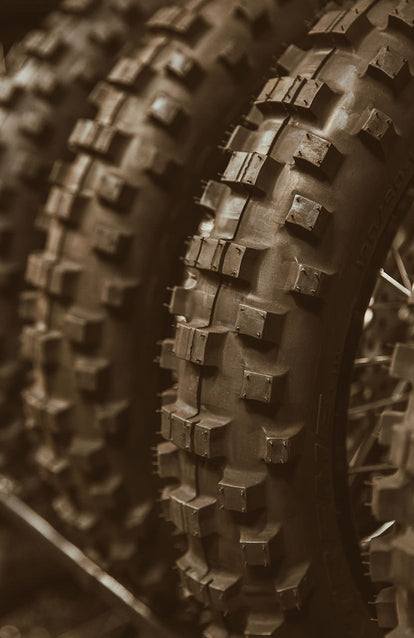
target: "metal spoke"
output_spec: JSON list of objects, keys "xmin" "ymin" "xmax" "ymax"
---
[
  {"xmin": 348, "ymin": 463, "xmax": 394, "ymax": 475},
  {"xmin": 392, "ymin": 243, "xmax": 412, "ymax": 290},
  {"xmin": 348, "ymin": 392, "xmax": 409, "ymax": 420},
  {"xmin": 353, "ymin": 355, "xmax": 391, "ymax": 368},
  {"xmin": 379, "ymin": 268, "xmax": 411, "ymax": 297},
  {"xmin": 360, "ymin": 521, "xmax": 396, "ymax": 551}
]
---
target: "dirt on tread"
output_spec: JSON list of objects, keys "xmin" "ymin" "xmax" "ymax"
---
[
  {"xmin": 22, "ymin": 0, "xmax": 326, "ymax": 614},
  {"xmin": 160, "ymin": 0, "xmax": 414, "ymax": 635}
]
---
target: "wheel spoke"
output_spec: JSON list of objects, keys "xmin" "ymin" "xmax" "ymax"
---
[
  {"xmin": 348, "ymin": 392, "xmax": 409, "ymax": 420},
  {"xmin": 392, "ymin": 243, "xmax": 412, "ymax": 290},
  {"xmin": 348, "ymin": 463, "xmax": 393, "ymax": 475},
  {"xmin": 379, "ymin": 268, "xmax": 411, "ymax": 297},
  {"xmin": 360, "ymin": 521, "xmax": 396, "ymax": 551},
  {"xmin": 353, "ymin": 355, "xmax": 391, "ymax": 368}
]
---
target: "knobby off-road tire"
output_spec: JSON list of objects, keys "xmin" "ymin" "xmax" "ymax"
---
[
  {"xmin": 22, "ymin": 0, "xmax": 324, "ymax": 611},
  {"xmin": 0, "ymin": 0, "xmax": 162, "ymax": 477},
  {"xmin": 159, "ymin": 0, "xmax": 414, "ymax": 635},
  {"xmin": 371, "ymin": 342, "xmax": 414, "ymax": 637}
]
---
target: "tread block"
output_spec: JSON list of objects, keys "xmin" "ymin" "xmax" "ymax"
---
[
  {"xmin": 193, "ymin": 413, "xmax": 229, "ymax": 458},
  {"xmin": 21, "ymin": 327, "xmax": 62, "ymax": 367},
  {"xmin": 70, "ymin": 437, "xmax": 106, "ymax": 473},
  {"xmin": 19, "ymin": 111, "xmax": 50, "ymax": 140},
  {"xmin": 148, "ymin": 6, "xmax": 208, "ymax": 38},
  {"xmin": 218, "ymin": 471, "xmax": 265, "ymax": 513},
  {"xmin": 277, "ymin": 45, "xmax": 306, "ymax": 75},
  {"xmin": 30, "ymin": 67, "xmax": 61, "ymax": 100},
  {"xmin": 391, "ymin": 342, "xmax": 414, "ymax": 381},
  {"xmin": 90, "ymin": 472, "xmax": 124, "ymax": 509},
  {"xmin": 53, "ymin": 495, "xmax": 97, "ymax": 532},
  {"xmin": 88, "ymin": 474, "xmax": 124, "ymax": 510},
  {"xmin": 96, "ymin": 400, "xmax": 129, "ymax": 438},
  {"xmin": 45, "ymin": 186, "xmax": 87, "ymax": 226},
  {"xmin": 262, "ymin": 425, "xmax": 303, "ymax": 464},
  {"xmin": 23, "ymin": 387, "xmax": 45, "ymax": 430},
  {"xmin": 309, "ymin": 3, "xmax": 372, "ymax": 45},
  {"xmin": 165, "ymin": 49, "xmax": 204, "ymax": 87},
  {"xmin": 378, "ymin": 410, "xmax": 404, "ymax": 446},
  {"xmin": 100, "ymin": 277, "xmax": 139, "ymax": 311},
  {"xmin": 193, "ymin": 237, "xmax": 226, "ymax": 272},
  {"xmin": 275, "ymin": 561, "xmax": 312, "ymax": 610},
  {"xmin": 222, "ymin": 242, "xmax": 262, "ymax": 280},
  {"xmin": 372, "ymin": 472, "xmax": 409, "ymax": 522},
  {"xmin": 92, "ymin": 223, "xmax": 132, "ymax": 259},
  {"xmin": 389, "ymin": 422, "xmax": 414, "ymax": 469},
  {"xmin": 35, "ymin": 445, "xmax": 69, "ymax": 481},
  {"xmin": 51, "ymin": 154, "xmax": 92, "ymax": 190},
  {"xmin": 48, "ymin": 260, "xmax": 82, "ymax": 298},
  {"xmin": 256, "ymin": 76, "xmax": 333, "ymax": 119},
  {"xmin": 207, "ymin": 571, "xmax": 241, "ymax": 610},
  {"xmin": 225, "ymin": 125, "xmax": 282, "ymax": 156},
  {"xmin": 148, "ymin": 93, "xmax": 187, "ymax": 133},
  {"xmin": 376, "ymin": 587, "xmax": 398, "ymax": 630},
  {"xmin": 289, "ymin": 262, "xmax": 329, "ymax": 299},
  {"xmin": 244, "ymin": 613, "xmax": 284, "ymax": 637},
  {"xmin": 391, "ymin": 529, "xmax": 414, "ymax": 592},
  {"xmin": 23, "ymin": 30, "xmax": 64, "ymax": 60},
  {"xmin": 235, "ymin": 303, "xmax": 286, "ymax": 342},
  {"xmin": 159, "ymin": 338, "xmax": 178, "ymax": 371},
  {"xmin": 240, "ymin": 524, "xmax": 282, "ymax": 567},
  {"xmin": 183, "ymin": 235, "xmax": 203, "ymax": 268},
  {"xmin": 222, "ymin": 151, "xmax": 278, "ymax": 194},
  {"xmin": 161, "ymin": 403, "xmax": 193, "ymax": 448},
  {"xmin": 97, "ymin": 172, "xmax": 137, "ymax": 209},
  {"xmin": 108, "ymin": 57, "xmax": 153, "ymax": 89},
  {"xmin": 241, "ymin": 369, "xmax": 286, "ymax": 404},
  {"xmin": 19, "ymin": 291, "xmax": 39, "ymax": 323},
  {"xmin": 174, "ymin": 324, "xmax": 225, "ymax": 366},
  {"xmin": 286, "ymin": 194, "xmax": 330, "ymax": 239},
  {"xmin": 197, "ymin": 180, "xmax": 229, "ymax": 213},
  {"xmin": 75, "ymin": 357, "xmax": 109, "ymax": 393},
  {"xmin": 359, "ymin": 109, "xmax": 398, "ymax": 159},
  {"xmin": 389, "ymin": 1, "xmax": 414, "ymax": 36},
  {"xmin": 0, "ymin": 78, "xmax": 19, "ymax": 105},
  {"xmin": 69, "ymin": 119, "xmax": 126, "ymax": 158},
  {"xmin": 89, "ymin": 83, "xmax": 126, "ymax": 125},
  {"xmin": 370, "ymin": 535, "xmax": 393, "ymax": 582},
  {"xmin": 294, "ymin": 132, "xmax": 341, "ymax": 180},
  {"xmin": 157, "ymin": 441, "xmax": 180, "ymax": 479},
  {"xmin": 218, "ymin": 40, "xmax": 249, "ymax": 79},
  {"xmin": 368, "ymin": 46, "xmax": 411, "ymax": 94},
  {"xmin": 64, "ymin": 308, "xmax": 103, "ymax": 346},
  {"xmin": 211, "ymin": 191, "xmax": 249, "ymax": 241},
  {"xmin": 44, "ymin": 398, "xmax": 71, "ymax": 438},
  {"xmin": 168, "ymin": 489, "xmax": 216, "ymax": 537},
  {"xmin": 234, "ymin": 0, "xmax": 270, "ymax": 34}
]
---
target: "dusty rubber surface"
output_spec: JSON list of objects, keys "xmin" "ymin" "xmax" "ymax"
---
[
  {"xmin": 160, "ymin": 0, "xmax": 414, "ymax": 635},
  {"xmin": 22, "ymin": 0, "xmax": 325, "ymax": 617},
  {"xmin": 0, "ymin": 0, "xmax": 163, "ymax": 481}
]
